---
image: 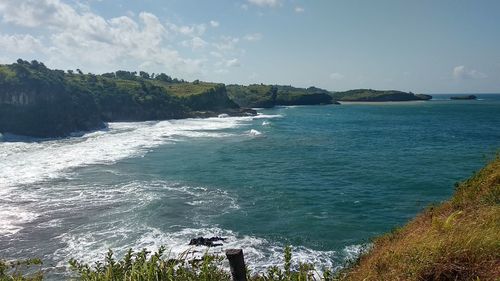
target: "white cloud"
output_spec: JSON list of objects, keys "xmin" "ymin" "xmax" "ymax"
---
[
  {"xmin": 166, "ymin": 22, "xmax": 206, "ymax": 37},
  {"xmin": 0, "ymin": 33, "xmax": 43, "ymax": 53},
  {"xmin": 213, "ymin": 36, "xmax": 240, "ymax": 51},
  {"xmin": 243, "ymin": 33, "xmax": 262, "ymax": 42},
  {"xmin": 329, "ymin": 72, "xmax": 344, "ymax": 80},
  {"xmin": 452, "ymin": 65, "xmax": 487, "ymax": 80},
  {"xmin": 0, "ymin": 0, "xmax": 221, "ymax": 76},
  {"xmin": 294, "ymin": 6, "xmax": 304, "ymax": 13},
  {"xmin": 210, "ymin": 51, "xmax": 223, "ymax": 58},
  {"xmin": 226, "ymin": 58, "xmax": 241, "ymax": 67},
  {"xmin": 247, "ymin": 0, "xmax": 282, "ymax": 7},
  {"xmin": 181, "ymin": 36, "xmax": 208, "ymax": 50},
  {"xmin": 209, "ymin": 20, "xmax": 219, "ymax": 27},
  {"xmin": 0, "ymin": 0, "xmax": 77, "ymax": 27},
  {"xmin": 0, "ymin": 0, "xmax": 251, "ymax": 78}
]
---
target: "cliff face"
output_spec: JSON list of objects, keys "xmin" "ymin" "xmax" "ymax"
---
[
  {"xmin": 0, "ymin": 91, "xmax": 38, "ymax": 106},
  {"xmin": 0, "ymin": 60, "xmax": 247, "ymax": 137},
  {"xmin": 182, "ymin": 84, "xmax": 239, "ymax": 111},
  {"xmin": 226, "ymin": 84, "xmax": 277, "ymax": 108},
  {"xmin": 0, "ymin": 91, "xmax": 104, "ymax": 137},
  {"xmin": 0, "ymin": 63, "xmax": 104, "ymax": 137},
  {"xmin": 95, "ymin": 83, "xmax": 190, "ymax": 122},
  {"xmin": 227, "ymin": 84, "xmax": 335, "ymax": 108}
]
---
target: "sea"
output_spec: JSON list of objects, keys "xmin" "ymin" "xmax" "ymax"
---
[{"xmin": 1, "ymin": 94, "xmax": 499, "ymax": 279}]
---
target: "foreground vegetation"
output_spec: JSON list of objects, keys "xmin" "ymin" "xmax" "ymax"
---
[
  {"xmin": 1, "ymin": 246, "xmax": 334, "ymax": 281},
  {"xmin": 2, "ymin": 156, "xmax": 498, "ymax": 280},
  {"xmin": 338, "ymin": 155, "xmax": 500, "ymax": 281}
]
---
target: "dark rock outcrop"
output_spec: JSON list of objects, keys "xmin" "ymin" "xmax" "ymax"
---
[{"xmin": 189, "ymin": 237, "xmax": 227, "ymax": 247}]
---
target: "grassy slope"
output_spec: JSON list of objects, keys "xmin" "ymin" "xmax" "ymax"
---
[
  {"xmin": 151, "ymin": 81, "xmax": 220, "ymax": 97},
  {"xmin": 340, "ymin": 156, "xmax": 500, "ymax": 281},
  {"xmin": 226, "ymin": 84, "xmax": 276, "ymax": 108}
]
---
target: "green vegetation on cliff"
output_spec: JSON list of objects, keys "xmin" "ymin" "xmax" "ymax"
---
[
  {"xmin": 275, "ymin": 85, "xmax": 335, "ymax": 106},
  {"xmin": 226, "ymin": 84, "xmax": 277, "ymax": 108},
  {"xmin": 0, "ymin": 60, "xmax": 433, "ymax": 138},
  {"xmin": 331, "ymin": 89, "xmax": 432, "ymax": 102},
  {"xmin": 227, "ymin": 84, "xmax": 334, "ymax": 108},
  {"xmin": 0, "ymin": 60, "xmax": 242, "ymax": 137}
]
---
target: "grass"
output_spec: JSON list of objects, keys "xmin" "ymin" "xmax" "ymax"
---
[
  {"xmin": 151, "ymin": 80, "xmax": 220, "ymax": 97},
  {"xmin": 337, "ymin": 155, "xmax": 500, "ymax": 281},
  {"xmin": 67, "ymin": 245, "xmax": 333, "ymax": 281}
]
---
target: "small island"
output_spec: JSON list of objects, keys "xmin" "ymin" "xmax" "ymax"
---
[
  {"xmin": 450, "ymin": 95, "xmax": 477, "ymax": 100},
  {"xmin": 331, "ymin": 89, "xmax": 432, "ymax": 102}
]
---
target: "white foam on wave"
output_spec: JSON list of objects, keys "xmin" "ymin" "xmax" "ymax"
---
[
  {"xmin": 0, "ymin": 115, "xmax": 281, "ymax": 236},
  {"xmin": 252, "ymin": 113, "xmax": 283, "ymax": 119},
  {"xmin": 56, "ymin": 225, "xmax": 347, "ymax": 275},
  {"xmin": 0, "ymin": 206, "xmax": 39, "ymax": 236},
  {"xmin": 343, "ymin": 244, "xmax": 366, "ymax": 262},
  {"xmin": 248, "ymin": 129, "xmax": 262, "ymax": 136},
  {"xmin": 22, "ymin": 177, "xmax": 348, "ymax": 275},
  {"xmin": 0, "ymin": 116, "xmax": 282, "ymax": 190},
  {"xmin": 1, "ymin": 107, "xmax": 362, "ymax": 275}
]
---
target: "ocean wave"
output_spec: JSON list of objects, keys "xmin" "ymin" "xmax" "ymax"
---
[
  {"xmin": 0, "ymin": 115, "xmax": 279, "ymax": 190},
  {"xmin": 248, "ymin": 129, "xmax": 262, "ymax": 136},
  {"xmin": 0, "ymin": 114, "xmax": 282, "ymax": 237},
  {"xmin": 0, "ymin": 206, "xmax": 39, "ymax": 236},
  {"xmin": 0, "ymin": 176, "xmax": 351, "ymax": 275},
  {"xmin": 55, "ymin": 225, "xmax": 348, "ymax": 275}
]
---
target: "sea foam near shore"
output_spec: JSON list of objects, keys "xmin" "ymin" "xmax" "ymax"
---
[{"xmin": 0, "ymin": 115, "xmax": 281, "ymax": 236}]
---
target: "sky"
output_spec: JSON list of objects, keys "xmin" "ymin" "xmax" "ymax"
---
[{"xmin": 0, "ymin": 0, "xmax": 499, "ymax": 93}]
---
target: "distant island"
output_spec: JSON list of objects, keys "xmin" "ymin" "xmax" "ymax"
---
[
  {"xmin": 331, "ymin": 89, "xmax": 432, "ymax": 102},
  {"xmin": 0, "ymin": 59, "xmax": 432, "ymax": 137},
  {"xmin": 450, "ymin": 95, "xmax": 477, "ymax": 100}
]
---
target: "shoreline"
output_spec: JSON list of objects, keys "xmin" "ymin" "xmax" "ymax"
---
[{"xmin": 338, "ymin": 100, "xmax": 428, "ymax": 105}]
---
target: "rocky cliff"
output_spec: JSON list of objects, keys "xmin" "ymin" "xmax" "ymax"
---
[{"xmin": 0, "ymin": 60, "xmax": 249, "ymax": 137}]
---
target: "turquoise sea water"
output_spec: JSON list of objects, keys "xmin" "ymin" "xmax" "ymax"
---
[{"xmin": 1, "ymin": 94, "xmax": 499, "ymax": 278}]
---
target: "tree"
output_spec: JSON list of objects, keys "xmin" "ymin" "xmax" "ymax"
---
[
  {"xmin": 139, "ymin": 71, "xmax": 150, "ymax": 79},
  {"xmin": 155, "ymin": 73, "xmax": 172, "ymax": 82}
]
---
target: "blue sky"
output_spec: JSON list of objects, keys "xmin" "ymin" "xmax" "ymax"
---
[{"xmin": 0, "ymin": 0, "xmax": 499, "ymax": 93}]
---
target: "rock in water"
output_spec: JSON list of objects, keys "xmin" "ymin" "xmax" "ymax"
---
[{"xmin": 188, "ymin": 236, "xmax": 227, "ymax": 247}]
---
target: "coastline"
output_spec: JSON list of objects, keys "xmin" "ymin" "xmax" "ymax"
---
[{"xmin": 338, "ymin": 100, "xmax": 428, "ymax": 105}]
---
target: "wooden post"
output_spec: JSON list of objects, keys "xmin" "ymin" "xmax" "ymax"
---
[{"xmin": 225, "ymin": 248, "xmax": 247, "ymax": 281}]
